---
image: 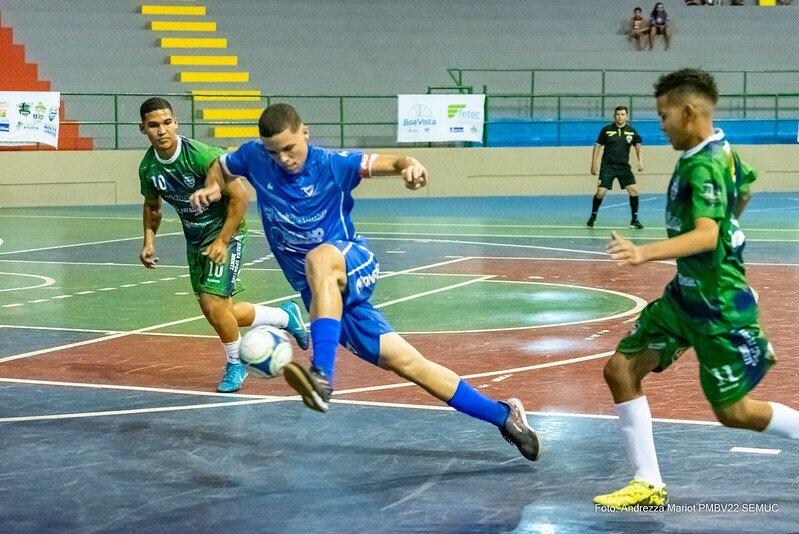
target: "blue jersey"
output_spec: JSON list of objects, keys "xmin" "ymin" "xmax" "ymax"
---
[{"xmin": 221, "ymin": 143, "xmax": 372, "ymax": 291}]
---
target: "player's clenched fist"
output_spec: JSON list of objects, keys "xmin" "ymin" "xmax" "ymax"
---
[
  {"xmin": 189, "ymin": 182, "xmax": 223, "ymax": 213},
  {"xmin": 140, "ymin": 243, "xmax": 159, "ymax": 269},
  {"xmin": 402, "ymin": 158, "xmax": 428, "ymax": 190}
]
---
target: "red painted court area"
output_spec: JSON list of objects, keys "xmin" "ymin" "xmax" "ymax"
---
[{"xmin": 3, "ymin": 257, "xmax": 797, "ymax": 423}]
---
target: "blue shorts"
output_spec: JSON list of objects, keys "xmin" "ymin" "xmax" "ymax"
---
[{"xmin": 300, "ymin": 238, "xmax": 394, "ymax": 365}]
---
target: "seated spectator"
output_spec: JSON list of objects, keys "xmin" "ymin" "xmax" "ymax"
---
[
  {"xmin": 629, "ymin": 7, "xmax": 650, "ymax": 50},
  {"xmin": 649, "ymin": 2, "xmax": 670, "ymax": 50}
]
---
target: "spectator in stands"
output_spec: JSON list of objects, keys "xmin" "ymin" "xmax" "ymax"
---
[
  {"xmin": 629, "ymin": 7, "xmax": 650, "ymax": 50},
  {"xmin": 649, "ymin": 3, "xmax": 670, "ymax": 50}
]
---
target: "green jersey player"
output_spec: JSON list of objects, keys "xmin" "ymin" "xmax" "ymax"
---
[
  {"xmin": 593, "ymin": 70, "xmax": 799, "ymax": 509},
  {"xmin": 138, "ymin": 97, "xmax": 308, "ymax": 393}
]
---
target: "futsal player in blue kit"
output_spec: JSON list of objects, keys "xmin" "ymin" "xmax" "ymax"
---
[{"xmin": 190, "ymin": 104, "xmax": 540, "ymax": 461}]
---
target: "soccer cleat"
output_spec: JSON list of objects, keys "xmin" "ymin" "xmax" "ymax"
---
[
  {"xmin": 280, "ymin": 300, "xmax": 309, "ymax": 350},
  {"xmin": 217, "ymin": 361, "xmax": 248, "ymax": 393},
  {"xmin": 282, "ymin": 363, "xmax": 332, "ymax": 413},
  {"xmin": 587, "ymin": 214, "xmax": 597, "ymax": 228},
  {"xmin": 593, "ymin": 479, "xmax": 668, "ymax": 510},
  {"xmin": 630, "ymin": 218, "xmax": 644, "ymax": 230},
  {"xmin": 499, "ymin": 398, "xmax": 541, "ymax": 461}
]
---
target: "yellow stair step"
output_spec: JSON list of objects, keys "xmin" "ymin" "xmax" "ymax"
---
[
  {"xmin": 141, "ymin": 5, "xmax": 206, "ymax": 15},
  {"xmin": 151, "ymin": 21, "xmax": 217, "ymax": 32},
  {"xmin": 214, "ymin": 126, "xmax": 260, "ymax": 138},
  {"xmin": 202, "ymin": 108, "xmax": 262, "ymax": 120},
  {"xmin": 179, "ymin": 71, "xmax": 249, "ymax": 83},
  {"xmin": 171, "ymin": 55, "xmax": 238, "ymax": 66},
  {"xmin": 191, "ymin": 90, "xmax": 262, "ymax": 102},
  {"xmin": 161, "ymin": 37, "xmax": 227, "ymax": 48}
]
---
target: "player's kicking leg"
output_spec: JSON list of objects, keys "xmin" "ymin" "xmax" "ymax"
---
[{"xmin": 378, "ymin": 332, "xmax": 540, "ymax": 461}]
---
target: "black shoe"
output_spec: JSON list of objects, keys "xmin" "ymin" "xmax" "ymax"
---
[
  {"xmin": 500, "ymin": 398, "xmax": 541, "ymax": 461},
  {"xmin": 282, "ymin": 363, "xmax": 332, "ymax": 412},
  {"xmin": 629, "ymin": 218, "xmax": 644, "ymax": 230},
  {"xmin": 586, "ymin": 215, "xmax": 596, "ymax": 228}
]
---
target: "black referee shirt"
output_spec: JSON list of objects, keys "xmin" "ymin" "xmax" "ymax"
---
[{"xmin": 596, "ymin": 123, "xmax": 642, "ymax": 168}]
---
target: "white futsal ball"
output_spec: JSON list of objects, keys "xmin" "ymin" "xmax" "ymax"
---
[{"xmin": 239, "ymin": 326, "xmax": 293, "ymax": 378}]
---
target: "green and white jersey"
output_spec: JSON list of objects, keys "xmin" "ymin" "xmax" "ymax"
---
[
  {"xmin": 662, "ymin": 129, "xmax": 759, "ymax": 333},
  {"xmin": 139, "ymin": 136, "xmax": 245, "ymax": 247}
]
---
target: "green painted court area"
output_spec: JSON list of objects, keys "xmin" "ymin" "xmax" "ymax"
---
[{"xmin": 0, "ymin": 260, "xmax": 638, "ymax": 334}]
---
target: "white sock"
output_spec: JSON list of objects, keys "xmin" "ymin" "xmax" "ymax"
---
[
  {"xmin": 223, "ymin": 335, "xmax": 242, "ymax": 364},
  {"xmin": 765, "ymin": 402, "xmax": 799, "ymax": 439},
  {"xmin": 615, "ymin": 396, "xmax": 663, "ymax": 487},
  {"xmin": 251, "ymin": 304, "xmax": 288, "ymax": 328}
]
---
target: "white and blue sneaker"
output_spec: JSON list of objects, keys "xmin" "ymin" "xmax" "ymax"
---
[
  {"xmin": 280, "ymin": 300, "xmax": 309, "ymax": 350},
  {"xmin": 217, "ymin": 361, "xmax": 248, "ymax": 393}
]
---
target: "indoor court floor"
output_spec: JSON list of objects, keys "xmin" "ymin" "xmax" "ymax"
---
[{"xmin": 1, "ymin": 193, "xmax": 797, "ymax": 532}]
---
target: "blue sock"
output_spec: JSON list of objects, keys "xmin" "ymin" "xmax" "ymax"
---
[
  {"xmin": 447, "ymin": 379, "xmax": 510, "ymax": 427},
  {"xmin": 310, "ymin": 318, "xmax": 340, "ymax": 381}
]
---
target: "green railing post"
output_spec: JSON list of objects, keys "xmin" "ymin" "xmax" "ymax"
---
[
  {"xmin": 190, "ymin": 94, "xmax": 196, "ymax": 139},
  {"xmin": 483, "ymin": 85, "xmax": 489, "ymax": 146},
  {"xmin": 600, "ymin": 70, "xmax": 606, "ymax": 117},
  {"xmin": 557, "ymin": 96, "xmax": 562, "ymax": 146},
  {"xmin": 774, "ymin": 94, "xmax": 779, "ymax": 141},
  {"xmin": 113, "ymin": 93, "xmax": 119, "ymax": 149},
  {"xmin": 743, "ymin": 72, "xmax": 748, "ymax": 119},
  {"xmin": 339, "ymin": 96, "xmax": 344, "ymax": 148}
]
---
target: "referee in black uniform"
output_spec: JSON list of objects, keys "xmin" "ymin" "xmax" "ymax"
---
[{"xmin": 587, "ymin": 106, "xmax": 644, "ymax": 229}]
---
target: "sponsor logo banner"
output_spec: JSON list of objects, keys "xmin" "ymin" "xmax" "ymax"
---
[
  {"xmin": 397, "ymin": 94, "xmax": 485, "ymax": 143},
  {"xmin": 0, "ymin": 91, "xmax": 61, "ymax": 148}
]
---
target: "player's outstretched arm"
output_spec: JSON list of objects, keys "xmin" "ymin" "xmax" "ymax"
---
[
  {"xmin": 189, "ymin": 159, "xmax": 226, "ymax": 212},
  {"xmin": 370, "ymin": 154, "xmax": 428, "ymax": 190},
  {"xmin": 140, "ymin": 196, "xmax": 162, "ymax": 269},
  {"xmin": 607, "ymin": 217, "xmax": 719, "ymax": 266},
  {"xmin": 202, "ymin": 177, "xmax": 249, "ymax": 265}
]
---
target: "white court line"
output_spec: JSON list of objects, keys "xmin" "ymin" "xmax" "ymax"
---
[
  {"xmin": 0, "ymin": 231, "xmax": 184, "ymax": 256},
  {"xmin": 332, "ymin": 351, "xmax": 616, "ymax": 396},
  {"xmin": 601, "ymin": 197, "xmax": 660, "ymax": 210},
  {"xmin": 0, "ymin": 324, "xmax": 121, "ymax": 334},
  {"xmin": 0, "ymin": 357, "xmax": 725, "ymax": 428},
  {"xmin": 0, "ymin": 214, "xmax": 179, "ymax": 222},
  {"xmin": 0, "ymin": 293, "xmax": 301, "ymax": 364},
  {"xmin": 359, "ymin": 220, "xmax": 796, "ymax": 233},
  {"xmin": 461, "ymin": 255, "xmax": 799, "ymax": 268},
  {"xmin": 397, "ymin": 280, "xmax": 646, "ymax": 334},
  {"xmin": 329, "ymin": 398, "xmax": 723, "ymax": 426},
  {"xmin": 730, "ymin": 447, "xmax": 781, "ymax": 455},
  {"xmin": 0, "ymin": 398, "xmax": 290, "ymax": 424},
  {"xmin": 369, "ymin": 236, "xmax": 610, "ymax": 257},
  {"xmin": 374, "ymin": 275, "xmax": 493, "ymax": 309},
  {"xmin": 364, "ymin": 231, "xmax": 798, "ymax": 244},
  {"xmin": 0, "ymin": 257, "xmax": 472, "ymax": 364},
  {"xmin": 0, "ymin": 272, "xmax": 55, "ymax": 292},
  {"xmin": 0, "ymin": 376, "xmax": 282, "ymax": 399}
]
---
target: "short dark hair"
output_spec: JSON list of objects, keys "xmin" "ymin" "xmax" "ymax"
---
[
  {"xmin": 140, "ymin": 97, "xmax": 173, "ymax": 121},
  {"xmin": 654, "ymin": 68, "xmax": 718, "ymax": 105},
  {"xmin": 634, "ymin": 7, "xmax": 642, "ymax": 12},
  {"xmin": 615, "ymin": 105, "xmax": 629, "ymax": 113},
  {"xmin": 259, "ymin": 103, "xmax": 302, "ymax": 138}
]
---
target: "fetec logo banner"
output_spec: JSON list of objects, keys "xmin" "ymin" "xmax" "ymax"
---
[
  {"xmin": 397, "ymin": 94, "xmax": 485, "ymax": 143},
  {"xmin": 0, "ymin": 91, "xmax": 61, "ymax": 148}
]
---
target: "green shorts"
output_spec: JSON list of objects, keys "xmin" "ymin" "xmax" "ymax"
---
[
  {"xmin": 617, "ymin": 297, "xmax": 775, "ymax": 408},
  {"xmin": 186, "ymin": 229, "xmax": 247, "ymax": 298},
  {"xmin": 598, "ymin": 165, "xmax": 636, "ymax": 190}
]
